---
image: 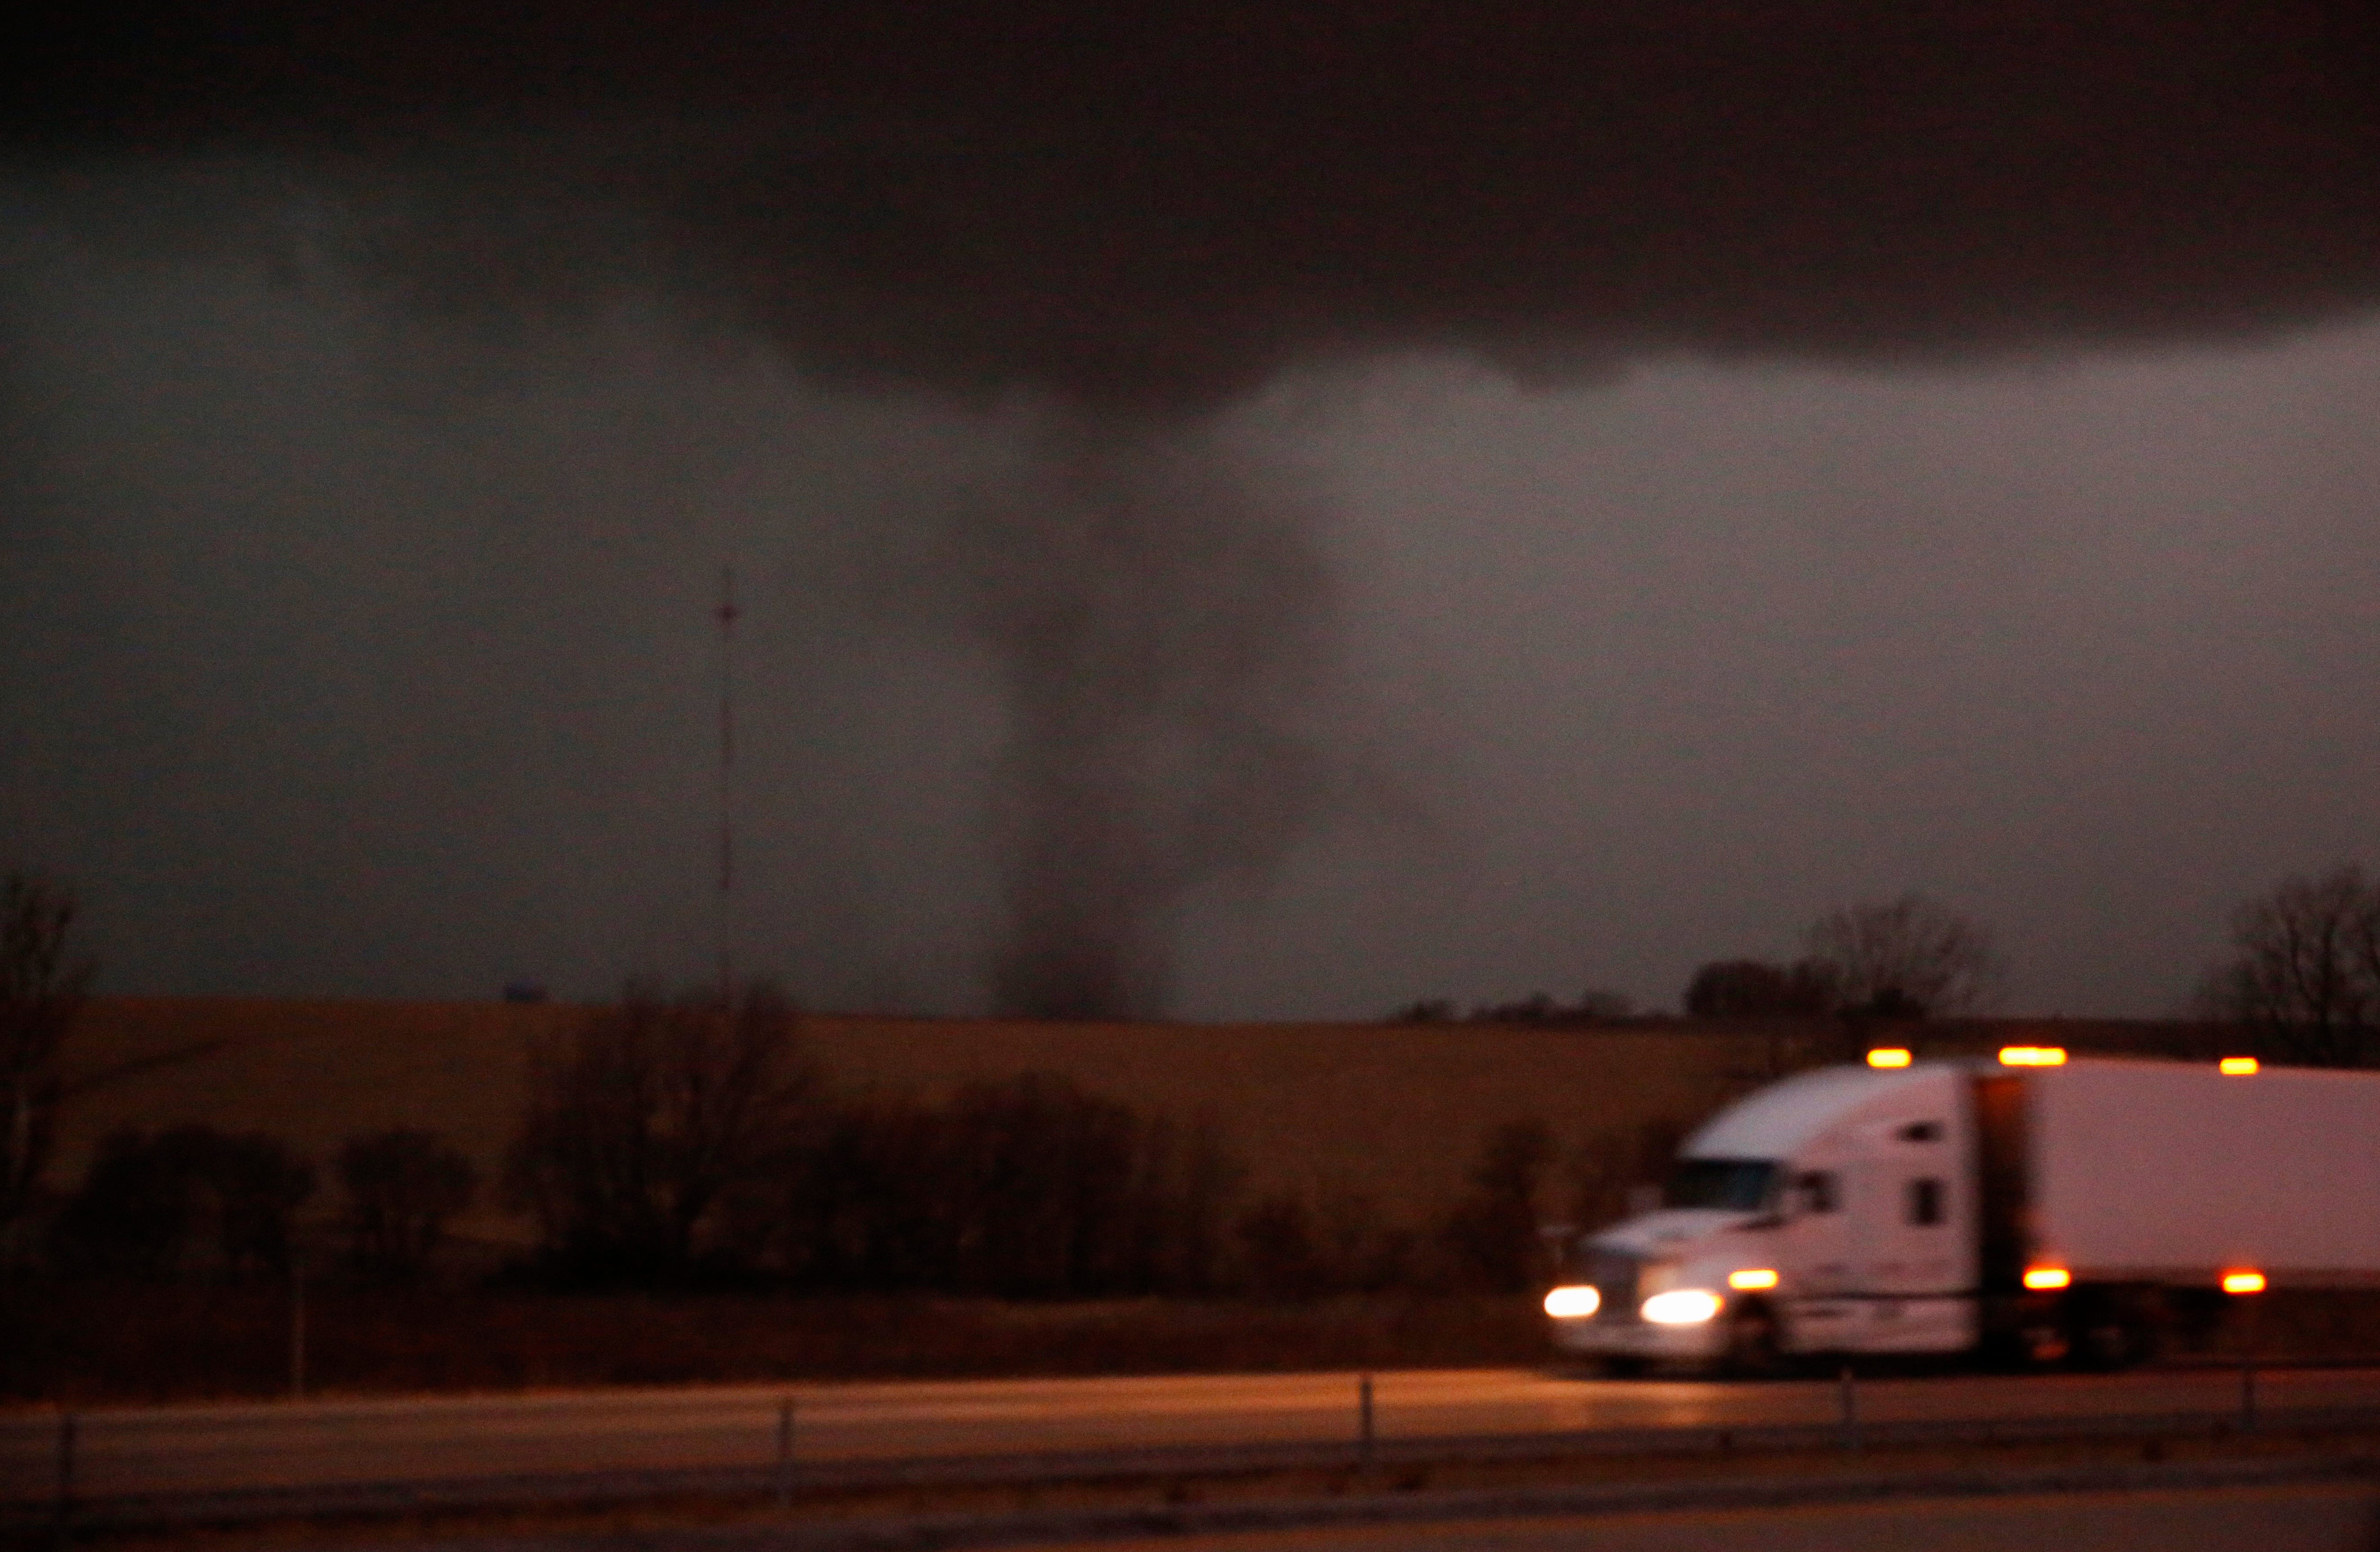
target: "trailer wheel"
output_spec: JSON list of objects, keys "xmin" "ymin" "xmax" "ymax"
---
[
  {"xmin": 1597, "ymin": 1356, "xmax": 1649, "ymax": 1379},
  {"xmin": 2069, "ymin": 1286, "xmax": 2161, "ymax": 1372},
  {"xmin": 1724, "ymin": 1299, "xmax": 1785, "ymax": 1378}
]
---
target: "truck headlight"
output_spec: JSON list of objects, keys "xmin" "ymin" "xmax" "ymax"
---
[
  {"xmin": 1543, "ymin": 1284, "xmax": 1601, "ymax": 1318},
  {"xmin": 1641, "ymin": 1288, "xmax": 1724, "ymax": 1325}
]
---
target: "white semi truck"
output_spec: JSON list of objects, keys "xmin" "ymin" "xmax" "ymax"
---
[{"xmin": 1545, "ymin": 1048, "xmax": 2380, "ymax": 1374}]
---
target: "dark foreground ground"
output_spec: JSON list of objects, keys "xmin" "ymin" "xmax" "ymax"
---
[
  {"xmin": 2, "ymin": 1287, "xmax": 1554, "ymax": 1405},
  {"xmin": 28, "ymin": 1414, "xmax": 2380, "ymax": 1552}
]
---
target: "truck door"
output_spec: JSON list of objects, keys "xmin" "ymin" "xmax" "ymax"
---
[
  {"xmin": 1852, "ymin": 1119, "xmax": 1960, "ymax": 1296},
  {"xmin": 1787, "ymin": 1164, "xmax": 1853, "ymax": 1293}
]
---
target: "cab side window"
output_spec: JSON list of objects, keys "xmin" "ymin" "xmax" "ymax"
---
[{"xmin": 1795, "ymin": 1171, "xmax": 1839, "ymax": 1214}]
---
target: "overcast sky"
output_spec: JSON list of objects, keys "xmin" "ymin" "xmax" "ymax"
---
[{"xmin": 4, "ymin": 4, "xmax": 2376, "ymax": 1019}]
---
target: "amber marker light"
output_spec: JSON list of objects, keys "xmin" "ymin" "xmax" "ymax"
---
[
  {"xmin": 1866, "ymin": 1048, "xmax": 1913, "ymax": 1069},
  {"xmin": 2223, "ymin": 1270, "xmax": 2267, "ymax": 1295},
  {"xmin": 2220, "ymin": 1057, "xmax": 2260, "ymax": 1075},
  {"xmin": 2023, "ymin": 1267, "xmax": 2072, "ymax": 1291},
  {"xmin": 1999, "ymin": 1046, "xmax": 2069, "ymax": 1067},
  {"xmin": 1728, "ymin": 1268, "xmax": 1780, "ymax": 1291}
]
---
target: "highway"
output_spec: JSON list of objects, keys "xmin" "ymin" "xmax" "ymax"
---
[{"xmin": 9, "ymin": 1363, "xmax": 2380, "ymax": 1506}]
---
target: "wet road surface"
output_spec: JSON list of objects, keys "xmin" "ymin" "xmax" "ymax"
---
[{"xmin": 8, "ymin": 1363, "xmax": 2380, "ymax": 1502}]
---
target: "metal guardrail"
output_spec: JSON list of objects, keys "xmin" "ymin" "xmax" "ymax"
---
[{"xmin": 14, "ymin": 1387, "xmax": 2380, "ymax": 1537}]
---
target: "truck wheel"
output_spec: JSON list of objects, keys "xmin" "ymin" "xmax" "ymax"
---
[
  {"xmin": 1599, "ymin": 1356, "xmax": 1649, "ymax": 1379},
  {"xmin": 2072, "ymin": 1315, "xmax": 2138, "ymax": 1370},
  {"xmin": 2021, "ymin": 1320, "xmax": 2072, "ymax": 1368},
  {"xmin": 1724, "ymin": 1301, "xmax": 1785, "ymax": 1378}
]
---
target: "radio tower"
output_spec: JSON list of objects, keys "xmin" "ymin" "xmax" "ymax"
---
[{"xmin": 715, "ymin": 565, "xmax": 739, "ymax": 1009}]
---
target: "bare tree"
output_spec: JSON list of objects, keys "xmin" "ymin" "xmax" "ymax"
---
[
  {"xmin": 2197, "ymin": 865, "xmax": 2380, "ymax": 1068},
  {"xmin": 46, "ymin": 1125, "xmax": 313, "ymax": 1281},
  {"xmin": 776, "ymin": 1082, "xmax": 1247, "ymax": 1298},
  {"xmin": 1804, "ymin": 894, "xmax": 2005, "ymax": 1019},
  {"xmin": 46, "ymin": 1128, "xmax": 191, "ymax": 1280},
  {"xmin": 505, "ymin": 981, "xmax": 818, "ymax": 1281},
  {"xmin": 1682, "ymin": 958, "xmax": 1840, "ymax": 1017},
  {"xmin": 1466, "ymin": 990, "xmax": 1634, "ymax": 1025},
  {"xmin": 1235, "ymin": 1191, "xmax": 1326, "ymax": 1300},
  {"xmin": 1, "ymin": 873, "xmax": 92, "ymax": 1262},
  {"xmin": 201, "ymin": 1130, "xmax": 317, "ymax": 1280},
  {"xmin": 339, "ymin": 1128, "xmax": 479, "ymax": 1283},
  {"xmin": 1438, "ymin": 1117, "xmax": 1557, "ymax": 1293},
  {"xmin": 934, "ymin": 1072, "xmax": 1148, "ymax": 1298},
  {"xmin": 1563, "ymin": 1116, "xmax": 1688, "ymax": 1233}
]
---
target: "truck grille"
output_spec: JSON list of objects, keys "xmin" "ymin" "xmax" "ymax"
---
[{"xmin": 1585, "ymin": 1250, "xmax": 1642, "ymax": 1321}]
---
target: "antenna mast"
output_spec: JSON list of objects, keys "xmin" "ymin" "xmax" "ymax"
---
[{"xmin": 716, "ymin": 565, "xmax": 739, "ymax": 1008}]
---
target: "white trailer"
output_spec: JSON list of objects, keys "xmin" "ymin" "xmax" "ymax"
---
[{"xmin": 1545, "ymin": 1050, "xmax": 2380, "ymax": 1374}]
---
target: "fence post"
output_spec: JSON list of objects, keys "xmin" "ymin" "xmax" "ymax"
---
[
  {"xmin": 1357, "ymin": 1374, "xmax": 1375, "ymax": 1470},
  {"xmin": 289, "ymin": 1251, "xmax": 308, "ymax": 1400},
  {"xmin": 2230, "ymin": 1275, "xmax": 2266, "ymax": 1434},
  {"xmin": 774, "ymin": 1396, "xmax": 795, "ymax": 1508},
  {"xmin": 1838, "ymin": 1365, "xmax": 1860, "ymax": 1451},
  {"xmin": 52, "ymin": 1409, "xmax": 75, "ymax": 1551}
]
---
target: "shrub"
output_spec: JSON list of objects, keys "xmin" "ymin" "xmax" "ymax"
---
[{"xmin": 47, "ymin": 1126, "xmax": 313, "ymax": 1281}]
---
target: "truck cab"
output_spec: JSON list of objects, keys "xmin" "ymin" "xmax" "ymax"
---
[{"xmin": 1547, "ymin": 1061, "xmax": 1981, "ymax": 1373}]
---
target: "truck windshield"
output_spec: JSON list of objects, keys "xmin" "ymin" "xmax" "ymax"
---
[{"xmin": 1663, "ymin": 1158, "xmax": 1779, "ymax": 1212}]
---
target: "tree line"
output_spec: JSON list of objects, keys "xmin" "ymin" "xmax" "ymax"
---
[
  {"xmin": 2193, "ymin": 863, "xmax": 2380, "ymax": 1068},
  {"xmin": 495, "ymin": 981, "xmax": 1675, "ymax": 1294},
  {"xmin": 1682, "ymin": 892, "xmax": 2008, "ymax": 1021},
  {"xmin": 10, "ymin": 863, "xmax": 2380, "ymax": 1292},
  {"xmin": 1404, "ymin": 871, "xmax": 2380, "ymax": 1075},
  {"xmin": 12, "ymin": 950, "xmax": 1681, "ymax": 1294},
  {"xmin": 43, "ymin": 1123, "xmax": 475, "ymax": 1284},
  {"xmin": 1392, "ymin": 893, "xmax": 2014, "ymax": 1028}
]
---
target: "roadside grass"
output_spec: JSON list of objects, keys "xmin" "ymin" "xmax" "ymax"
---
[
  {"xmin": 1, "ymin": 1288, "xmax": 1551, "ymax": 1406},
  {"xmin": 11, "ymin": 1283, "xmax": 2380, "ymax": 1409}
]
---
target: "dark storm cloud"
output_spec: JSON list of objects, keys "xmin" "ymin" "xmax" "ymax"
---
[
  {"xmin": 13, "ymin": 2, "xmax": 2380, "ymax": 404},
  {"xmin": 8, "ymin": 2, "xmax": 2378, "ymax": 1017}
]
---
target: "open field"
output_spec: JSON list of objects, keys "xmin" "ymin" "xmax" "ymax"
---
[{"xmin": 52, "ymin": 999, "xmax": 2210, "ymax": 1246}]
